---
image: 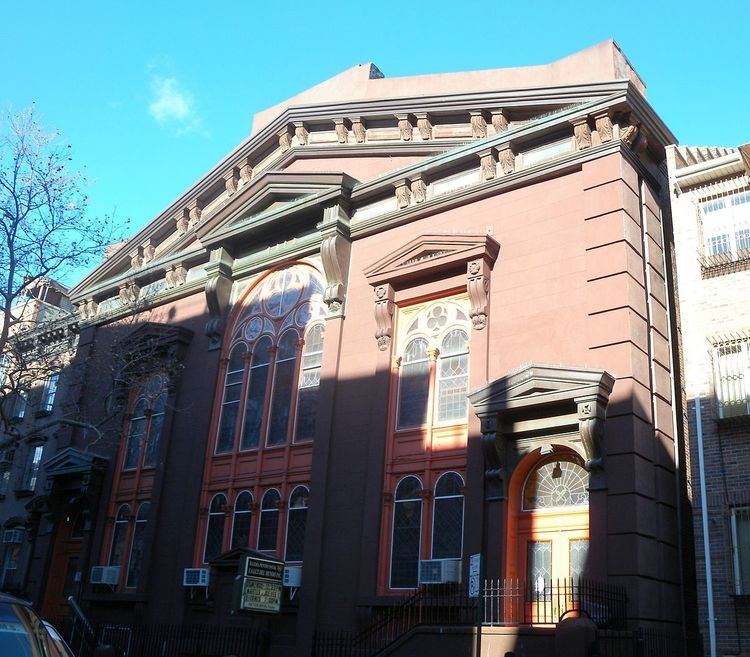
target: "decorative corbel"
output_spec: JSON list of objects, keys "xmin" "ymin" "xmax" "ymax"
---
[
  {"xmin": 593, "ymin": 110, "xmax": 613, "ymax": 143},
  {"xmin": 571, "ymin": 117, "xmax": 592, "ymax": 150},
  {"xmin": 278, "ymin": 125, "xmax": 294, "ymax": 152},
  {"xmin": 409, "ymin": 174, "xmax": 428, "ymax": 204},
  {"xmin": 498, "ymin": 145, "xmax": 516, "ymax": 175},
  {"xmin": 175, "ymin": 208, "xmax": 190, "ymax": 236},
  {"xmin": 118, "ymin": 281, "xmax": 140, "ymax": 305},
  {"xmin": 373, "ymin": 283, "xmax": 395, "ymax": 351},
  {"xmin": 224, "ymin": 166, "xmax": 240, "ymax": 194},
  {"xmin": 129, "ymin": 248, "xmax": 143, "ymax": 270},
  {"xmin": 351, "ymin": 117, "xmax": 367, "ymax": 143},
  {"xmin": 319, "ymin": 203, "xmax": 352, "ymax": 318},
  {"xmin": 294, "ymin": 122, "xmax": 309, "ymax": 146},
  {"xmin": 619, "ymin": 115, "xmax": 640, "ymax": 148},
  {"xmin": 333, "ymin": 118, "xmax": 350, "ymax": 144},
  {"xmin": 491, "ymin": 109, "xmax": 509, "ymax": 133},
  {"xmin": 188, "ymin": 199, "xmax": 203, "ymax": 227},
  {"xmin": 575, "ymin": 394, "xmax": 607, "ymax": 489},
  {"xmin": 142, "ymin": 238, "xmax": 156, "ymax": 265},
  {"xmin": 415, "ymin": 112, "xmax": 432, "ymax": 140},
  {"xmin": 396, "ymin": 114, "xmax": 414, "ymax": 141},
  {"xmin": 479, "ymin": 148, "xmax": 498, "ymax": 181},
  {"xmin": 395, "ymin": 180, "xmax": 411, "ymax": 209},
  {"xmin": 470, "ymin": 110, "xmax": 489, "ymax": 139},
  {"xmin": 467, "ymin": 258, "xmax": 490, "ymax": 330},
  {"xmin": 165, "ymin": 263, "xmax": 188, "ymax": 289},
  {"xmin": 239, "ymin": 156, "xmax": 253, "ymax": 182},
  {"xmin": 85, "ymin": 298, "xmax": 98, "ymax": 318},
  {"xmin": 204, "ymin": 247, "xmax": 234, "ymax": 350},
  {"xmin": 480, "ymin": 415, "xmax": 503, "ymax": 486}
]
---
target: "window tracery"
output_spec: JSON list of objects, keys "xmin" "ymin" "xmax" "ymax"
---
[
  {"xmin": 522, "ymin": 456, "xmax": 589, "ymax": 511},
  {"xmin": 215, "ymin": 265, "xmax": 326, "ymax": 453},
  {"xmin": 123, "ymin": 374, "xmax": 168, "ymax": 470}
]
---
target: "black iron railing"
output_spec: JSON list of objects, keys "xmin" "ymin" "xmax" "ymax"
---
[{"xmin": 482, "ymin": 578, "xmax": 627, "ymax": 629}]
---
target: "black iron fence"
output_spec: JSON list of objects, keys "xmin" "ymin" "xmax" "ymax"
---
[
  {"xmin": 482, "ymin": 578, "xmax": 627, "ymax": 629},
  {"xmin": 597, "ymin": 628, "xmax": 683, "ymax": 657}
]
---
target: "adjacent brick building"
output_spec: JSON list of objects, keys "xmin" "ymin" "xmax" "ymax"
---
[{"xmin": 668, "ymin": 143, "xmax": 750, "ymax": 657}]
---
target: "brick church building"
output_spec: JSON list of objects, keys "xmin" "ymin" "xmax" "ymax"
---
[{"xmin": 12, "ymin": 41, "xmax": 695, "ymax": 656}]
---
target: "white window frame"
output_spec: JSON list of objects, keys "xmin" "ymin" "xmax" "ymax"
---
[
  {"xmin": 731, "ymin": 506, "xmax": 750, "ymax": 595},
  {"xmin": 430, "ymin": 471, "xmax": 465, "ymax": 561},
  {"xmin": 713, "ymin": 340, "xmax": 750, "ymax": 419},
  {"xmin": 701, "ymin": 190, "xmax": 750, "ymax": 263}
]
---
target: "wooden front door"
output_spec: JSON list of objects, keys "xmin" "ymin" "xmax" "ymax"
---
[{"xmin": 41, "ymin": 514, "xmax": 84, "ymax": 620}]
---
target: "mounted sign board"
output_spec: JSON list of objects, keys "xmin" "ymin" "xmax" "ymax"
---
[
  {"xmin": 468, "ymin": 553, "xmax": 482, "ymax": 598},
  {"xmin": 239, "ymin": 555, "xmax": 284, "ymax": 613}
]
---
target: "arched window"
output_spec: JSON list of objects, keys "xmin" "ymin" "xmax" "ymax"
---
[
  {"xmin": 214, "ymin": 265, "xmax": 327, "ymax": 453},
  {"xmin": 203, "ymin": 494, "xmax": 227, "ymax": 563},
  {"xmin": 241, "ymin": 337, "xmax": 271, "ymax": 450},
  {"xmin": 123, "ymin": 375, "xmax": 169, "ymax": 469},
  {"xmin": 258, "ymin": 489, "xmax": 280, "ymax": 552},
  {"xmin": 285, "ymin": 486, "xmax": 309, "ymax": 562},
  {"xmin": 231, "ymin": 491, "xmax": 254, "ymax": 549},
  {"xmin": 522, "ymin": 457, "xmax": 589, "ymax": 510},
  {"xmin": 294, "ymin": 324, "xmax": 324, "ymax": 442},
  {"xmin": 436, "ymin": 330, "xmax": 469, "ymax": 423},
  {"xmin": 395, "ymin": 301, "xmax": 471, "ymax": 431},
  {"xmin": 432, "ymin": 472, "xmax": 464, "ymax": 559},
  {"xmin": 390, "ymin": 476, "xmax": 422, "ymax": 589},
  {"xmin": 217, "ymin": 344, "xmax": 247, "ymax": 453},
  {"xmin": 267, "ymin": 330, "xmax": 299, "ymax": 446},
  {"xmin": 126, "ymin": 502, "xmax": 150, "ymax": 588},
  {"xmin": 397, "ymin": 339, "xmax": 430, "ymax": 429},
  {"xmin": 109, "ymin": 504, "xmax": 131, "ymax": 567}
]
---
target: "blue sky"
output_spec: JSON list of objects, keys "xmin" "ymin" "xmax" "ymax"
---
[{"xmin": 1, "ymin": 0, "xmax": 746, "ymax": 267}]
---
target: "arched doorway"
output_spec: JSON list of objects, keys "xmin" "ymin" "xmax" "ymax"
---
[{"xmin": 506, "ymin": 447, "xmax": 590, "ymax": 608}]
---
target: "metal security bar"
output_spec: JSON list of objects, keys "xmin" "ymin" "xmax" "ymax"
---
[{"xmin": 482, "ymin": 578, "xmax": 627, "ymax": 629}]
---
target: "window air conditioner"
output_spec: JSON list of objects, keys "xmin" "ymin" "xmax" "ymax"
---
[
  {"xmin": 418, "ymin": 559, "xmax": 461, "ymax": 585},
  {"xmin": 2, "ymin": 529, "xmax": 24, "ymax": 544},
  {"xmin": 183, "ymin": 568, "xmax": 210, "ymax": 587},
  {"xmin": 90, "ymin": 566, "xmax": 120, "ymax": 585},
  {"xmin": 282, "ymin": 566, "xmax": 302, "ymax": 588}
]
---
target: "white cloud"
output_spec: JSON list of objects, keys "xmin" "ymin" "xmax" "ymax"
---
[{"xmin": 148, "ymin": 76, "xmax": 204, "ymax": 136}]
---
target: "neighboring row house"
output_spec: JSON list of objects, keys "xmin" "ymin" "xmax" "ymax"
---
[
  {"xmin": 1, "ymin": 41, "xmax": 697, "ymax": 656},
  {"xmin": 669, "ymin": 143, "xmax": 750, "ymax": 657}
]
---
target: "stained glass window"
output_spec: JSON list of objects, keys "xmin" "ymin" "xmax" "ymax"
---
[
  {"xmin": 203, "ymin": 494, "xmax": 227, "ymax": 563},
  {"xmin": 569, "ymin": 538, "xmax": 589, "ymax": 582},
  {"xmin": 522, "ymin": 457, "xmax": 589, "ymax": 510},
  {"xmin": 397, "ymin": 339, "xmax": 430, "ymax": 429},
  {"xmin": 258, "ymin": 489, "xmax": 280, "ymax": 551},
  {"xmin": 109, "ymin": 504, "xmax": 131, "ymax": 566},
  {"xmin": 123, "ymin": 375, "xmax": 170, "ymax": 468},
  {"xmin": 436, "ymin": 330, "xmax": 469, "ymax": 422},
  {"xmin": 390, "ymin": 476, "xmax": 422, "ymax": 588},
  {"xmin": 241, "ymin": 337, "xmax": 271, "ymax": 449},
  {"xmin": 432, "ymin": 472, "xmax": 464, "ymax": 559},
  {"xmin": 526, "ymin": 541, "xmax": 551, "ymax": 598},
  {"xmin": 285, "ymin": 486, "xmax": 309, "ymax": 562},
  {"xmin": 231, "ymin": 491, "xmax": 253, "ymax": 549},
  {"xmin": 295, "ymin": 324, "xmax": 324, "ymax": 442},
  {"xmin": 267, "ymin": 331, "xmax": 298, "ymax": 446},
  {"xmin": 126, "ymin": 502, "xmax": 150, "ymax": 588},
  {"xmin": 217, "ymin": 344, "xmax": 247, "ymax": 453}
]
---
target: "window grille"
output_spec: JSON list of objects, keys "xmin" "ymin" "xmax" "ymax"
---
[
  {"xmin": 714, "ymin": 340, "xmax": 750, "ymax": 418},
  {"xmin": 731, "ymin": 507, "xmax": 750, "ymax": 595},
  {"xmin": 700, "ymin": 189, "xmax": 750, "ymax": 267}
]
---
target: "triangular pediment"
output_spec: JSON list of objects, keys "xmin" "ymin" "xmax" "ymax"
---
[
  {"xmin": 43, "ymin": 447, "xmax": 108, "ymax": 478},
  {"xmin": 364, "ymin": 233, "xmax": 500, "ymax": 287},
  {"xmin": 469, "ymin": 363, "xmax": 615, "ymax": 416},
  {"xmin": 209, "ymin": 546, "xmax": 283, "ymax": 568}
]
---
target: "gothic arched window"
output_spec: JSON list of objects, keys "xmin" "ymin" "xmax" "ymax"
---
[
  {"xmin": 285, "ymin": 486, "xmax": 309, "ymax": 562},
  {"xmin": 522, "ymin": 456, "xmax": 589, "ymax": 511},
  {"xmin": 203, "ymin": 493, "xmax": 227, "ymax": 563},
  {"xmin": 123, "ymin": 374, "xmax": 169, "ymax": 469},
  {"xmin": 390, "ymin": 476, "xmax": 423, "ymax": 589},
  {"xmin": 395, "ymin": 301, "xmax": 471, "ymax": 431},
  {"xmin": 215, "ymin": 266, "xmax": 326, "ymax": 453},
  {"xmin": 432, "ymin": 472, "xmax": 464, "ymax": 560},
  {"xmin": 231, "ymin": 491, "xmax": 254, "ymax": 549}
]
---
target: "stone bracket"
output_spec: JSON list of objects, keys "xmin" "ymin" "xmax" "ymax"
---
[
  {"xmin": 319, "ymin": 203, "xmax": 352, "ymax": 318},
  {"xmin": 204, "ymin": 247, "xmax": 234, "ymax": 350},
  {"xmin": 373, "ymin": 283, "xmax": 396, "ymax": 351}
]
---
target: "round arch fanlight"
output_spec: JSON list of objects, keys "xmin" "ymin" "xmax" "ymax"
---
[{"xmin": 522, "ymin": 455, "xmax": 589, "ymax": 511}]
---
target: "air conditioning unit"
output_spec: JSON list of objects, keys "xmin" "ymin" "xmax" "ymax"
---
[
  {"xmin": 419, "ymin": 559, "xmax": 461, "ymax": 585},
  {"xmin": 183, "ymin": 568, "xmax": 210, "ymax": 587},
  {"xmin": 90, "ymin": 566, "xmax": 120, "ymax": 586},
  {"xmin": 2, "ymin": 529, "xmax": 24, "ymax": 544},
  {"xmin": 282, "ymin": 566, "xmax": 302, "ymax": 588}
]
